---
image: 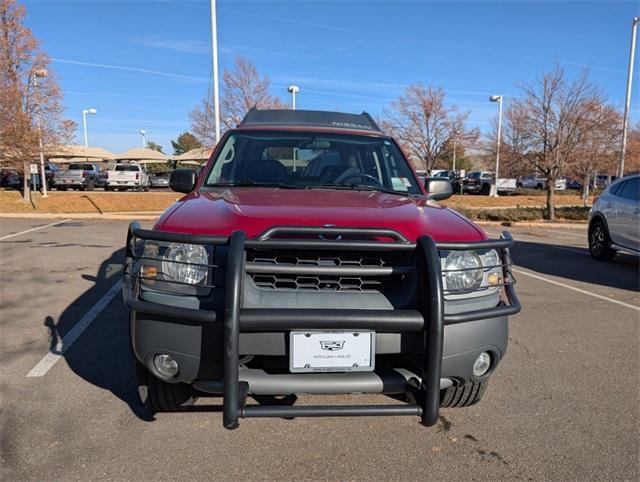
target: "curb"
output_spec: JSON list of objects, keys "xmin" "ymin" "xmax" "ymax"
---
[
  {"xmin": 475, "ymin": 221, "xmax": 587, "ymax": 229},
  {"xmin": 0, "ymin": 213, "xmax": 588, "ymax": 229},
  {"xmin": 0, "ymin": 212, "xmax": 162, "ymax": 220}
]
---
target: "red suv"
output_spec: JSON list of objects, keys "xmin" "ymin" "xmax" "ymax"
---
[{"xmin": 124, "ymin": 109, "xmax": 520, "ymax": 429}]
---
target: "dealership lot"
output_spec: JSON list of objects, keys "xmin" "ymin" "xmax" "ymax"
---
[{"xmin": 0, "ymin": 218, "xmax": 638, "ymax": 480}]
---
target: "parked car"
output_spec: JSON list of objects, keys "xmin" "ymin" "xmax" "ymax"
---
[
  {"xmin": 590, "ymin": 174, "xmax": 617, "ymax": 190},
  {"xmin": 0, "ymin": 168, "xmax": 22, "ymax": 189},
  {"xmin": 566, "ymin": 177, "xmax": 583, "ymax": 190},
  {"xmin": 518, "ymin": 174, "xmax": 567, "ymax": 191},
  {"xmin": 462, "ymin": 171, "xmax": 516, "ymax": 195},
  {"xmin": 588, "ymin": 174, "xmax": 640, "ymax": 260},
  {"xmin": 53, "ymin": 162, "xmax": 105, "ymax": 190},
  {"xmin": 123, "ymin": 109, "xmax": 521, "ymax": 429},
  {"xmin": 150, "ymin": 172, "xmax": 170, "ymax": 188},
  {"xmin": 431, "ymin": 170, "xmax": 462, "ymax": 193},
  {"xmin": 106, "ymin": 163, "xmax": 150, "ymax": 191},
  {"xmin": 30, "ymin": 162, "xmax": 61, "ymax": 190}
]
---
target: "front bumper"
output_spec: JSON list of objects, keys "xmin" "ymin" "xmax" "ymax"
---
[{"xmin": 123, "ymin": 224, "xmax": 520, "ymax": 429}]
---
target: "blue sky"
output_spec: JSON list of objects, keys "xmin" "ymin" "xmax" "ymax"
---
[{"xmin": 23, "ymin": 0, "xmax": 640, "ymax": 153}]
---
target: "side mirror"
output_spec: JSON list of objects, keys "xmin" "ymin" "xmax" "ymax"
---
[
  {"xmin": 169, "ymin": 169, "xmax": 197, "ymax": 193},
  {"xmin": 425, "ymin": 178, "xmax": 453, "ymax": 201}
]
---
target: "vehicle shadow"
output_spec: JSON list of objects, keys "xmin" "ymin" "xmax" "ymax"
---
[
  {"xmin": 44, "ymin": 248, "xmax": 154, "ymax": 421},
  {"xmin": 511, "ymin": 240, "xmax": 640, "ymax": 293}
]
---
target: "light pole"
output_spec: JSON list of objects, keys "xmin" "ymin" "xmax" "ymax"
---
[
  {"xmin": 30, "ymin": 69, "xmax": 49, "ymax": 197},
  {"xmin": 489, "ymin": 95, "xmax": 503, "ymax": 197},
  {"xmin": 452, "ymin": 138, "xmax": 457, "ymax": 172},
  {"xmin": 82, "ymin": 108, "xmax": 97, "ymax": 147},
  {"xmin": 288, "ymin": 85, "xmax": 300, "ymax": 110},
  {"xmin": 619, "ymin": 16, "xmax": 639, "ymax": 178},
  {"xmin": 210, "ymin": 0, "xmax": 221, "ymax": 144},
  {"xmin": 139, "ymin": 130, "xmax": 146, "ymax": 148}
]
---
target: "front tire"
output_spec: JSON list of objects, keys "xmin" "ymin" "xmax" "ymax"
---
[
  {"xmin": 135, "ymin": 360, "xmax": 197, "ymax": 412},
  {"xmin": 589, "ymin": 219, "xmax": 616, "ymax": 261},
  {"xmin": 440, "ymin": 379, "xmax": 487, "ymax": 408}
]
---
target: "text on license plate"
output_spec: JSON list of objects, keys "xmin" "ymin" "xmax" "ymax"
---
[{"xmin": 289, "ymin": 331, "xmax": 375, "ymax": 373}]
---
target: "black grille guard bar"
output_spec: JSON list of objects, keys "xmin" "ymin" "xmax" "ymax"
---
[{"xmin": 123, "ymin": 222, "xmax": 521, "ymax": 429}]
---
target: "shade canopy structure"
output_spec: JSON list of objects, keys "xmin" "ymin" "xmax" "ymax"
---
[
  {"xmin": 135, "ymin": 159, "xmax": 170, "ymax": 165},
  {"xmin": 46, "ymin": 145, "xmax": 116, "ymax": 160},
  {"xmin": 49, "ymin": 157, "xmax": 111, "ymax": 164},
  {"xmin": 179, "ymin": 160, "xmax": 204, "ymax": 166},
  {"xmin": 173, "ymin": 147, "xmax": 213, "ymax": 162},
  {"xmin": 114, "ymin": 147, "xmax": 168, "ymax": 161}
]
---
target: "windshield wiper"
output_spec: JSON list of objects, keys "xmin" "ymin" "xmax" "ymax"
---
[
  {"xmin": 307, "ymin": 183, "xmax": 406, "ymax": 196},
  {"xmin": 207, "ymin": 181, "xmax": 302, "ymax": 189}
]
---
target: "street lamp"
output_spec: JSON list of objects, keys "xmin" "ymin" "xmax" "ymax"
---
[
  {"xmin": 489, "ymin": 95, "xmax": 503, "ymax": 197},
  {"xmin": 288, "ymin": 85, "xmax": 300, "ymax": 110},
  {"xmin": 619, "ymin": 16, "xmax": 640, "ymax": 178},
  {"xmin": 82, "ymin": 108, "xmax": 97, "ymax": 147},
  {"xmin": 31, "ymin": 69, "xmax": 49, "ymax": 197},
  {"xmin": 139, "ymin": 130, "xmax": 146, "ymax": 148},
  {"xmin": 210, "ymin": 0, "xmax": 221, "ymax": 144}
]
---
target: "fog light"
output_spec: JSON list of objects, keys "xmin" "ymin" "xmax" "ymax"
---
[
  {"xmin": 472, "ymin": 352, "xmax": 491, "ymax": 377},
  {"xmin": 154, "ymin": 354, "xmax": 179, "ymax": 378}
]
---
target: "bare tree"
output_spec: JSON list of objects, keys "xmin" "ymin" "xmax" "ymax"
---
[
  {"xmin": 189, "ymin": 56, "xmax": 284, "ymax": 147},
  {"xmin": 381, "ymin": 84, "xmax": 479, "ymax": 172},
  {"xmin": 568, "ymin": 104, "xmax": 621, "ymax": 201},
  {"xmin": 0, "ymin": 0, "xmax": 74, "ymax": 200},
  {"xmin": 498, "ymin": 65, "xmax": 608, "ymax": 220}
]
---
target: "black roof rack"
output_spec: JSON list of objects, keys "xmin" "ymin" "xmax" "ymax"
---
[{"xmin": 239, "ymin": 108, "xmax": 382, "ymax": 133}]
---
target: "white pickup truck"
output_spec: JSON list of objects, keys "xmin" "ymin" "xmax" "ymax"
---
[{"xmin": 106, "ymin": 163, "xmax": 150, "ymax": 191}]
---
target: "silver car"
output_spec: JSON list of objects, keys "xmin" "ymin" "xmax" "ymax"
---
[{"xmin": 588, "ymin": 174, "xmax": 640, "ymax": 260}]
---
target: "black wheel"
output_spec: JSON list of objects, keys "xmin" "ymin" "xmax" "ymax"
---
[
  {"xmin": 86, "ymin": 179, "xmax": 95, "ymax": 191},
  {"xmin": 536, "ymin": 183, "xmax": 543, "ymax": 190},
  {"xmin": 135, "ymin": 360, "xmax": 197, "ymax": 412},
  {"xmin": 480, "ymin": 184, "xmax": 491, "ymax": 195},
  {"xmin": 440, "ymin": 379, "xmax": 487, "ymax": 408},
  {"xmin": 589, "ymin": 218, "xmax": 616, "ymax": 261},
  {"xmin": 60, "ymin": 186, "xmax": 68, "ymax": 191},
  {"xmin": 105, "ymin": 185, "xmax": 113, "ymax": 191}
]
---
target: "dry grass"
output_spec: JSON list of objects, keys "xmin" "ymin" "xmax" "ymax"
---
[
  {"xmin": 0, "ymin": 190, "xmax": 590, "ymax": 215},
  {"xmin": 442, "ymin": 194, "xmax": 590, "ymax": 209},
  {"xmin": 0, "ymin": 190, "xmax": 178, "ymax": 213}
]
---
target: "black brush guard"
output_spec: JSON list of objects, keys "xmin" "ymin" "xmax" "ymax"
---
[{"xmin": 123, "ymin": 223, "xmax": 520, "ymax": 429}]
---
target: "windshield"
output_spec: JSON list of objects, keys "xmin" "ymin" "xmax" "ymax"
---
[
  {"xmin": 203, "ymin": 131, "xmax": 421, "ymax": 195},
  {"xmin": 68, "ymin": 163, "xmax": 94, "ymax": 170},
  {"xmin": 468, "ymin": 172, "xmax": 482, "ymax": 179},
  {"xmin": 114, "ymin": 165, "xmax": 139, "ymax": 171}
]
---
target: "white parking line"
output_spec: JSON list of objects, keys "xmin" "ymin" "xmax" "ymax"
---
[
  {"xmin": 26, "ymin": 280, "xmax": 123, "ymax": 378},
  {"xmin": 513, "ymin": 267, "xmax": 640, "ymax": 312},
  {"xmin": 0, "ymin": 218, "xmax": 72, "ymax": 241}
]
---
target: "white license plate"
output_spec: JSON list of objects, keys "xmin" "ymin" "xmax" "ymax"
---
[{"xmin": 290, "ymin": 331, "xmax": 375, "ymax": 373}]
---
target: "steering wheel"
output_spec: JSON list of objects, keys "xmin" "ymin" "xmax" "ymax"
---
[{"xmin": 338, "ymin": 172, "xmax": 384, "ymax": 187}]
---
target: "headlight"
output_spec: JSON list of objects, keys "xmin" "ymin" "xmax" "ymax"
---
[
  {"xmin": 162, "ymin": 243, "xmax": 208, "ymax": 285},
  {"xmin": 444, "ymin": 251, "xmax": 483, "ymax": 291}
]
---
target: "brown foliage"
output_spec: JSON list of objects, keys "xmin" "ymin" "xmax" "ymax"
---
[
  {"xmin": 0, "ymin": 0, "xmax": 74, "ymax": 197},
  {"xmin": 381, "ymin": 84, "xmax": 479, "ymax": 172},
  {"xmin": 625, "ymin": 122, "xmax": 640, "ymax": 174},
  {"xmin": 189, "ymin": 56, "xmax": 284, "ymax": 146}
]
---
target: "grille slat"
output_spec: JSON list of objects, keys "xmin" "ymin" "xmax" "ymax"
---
[{"xmin": 246, "ymin": 249, "xmax": 412, "ymax": 292}]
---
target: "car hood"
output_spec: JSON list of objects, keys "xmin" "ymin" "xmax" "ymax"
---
[{"xmin": 155, "ymin": 188, "xmax": 485, "ymax": 243}]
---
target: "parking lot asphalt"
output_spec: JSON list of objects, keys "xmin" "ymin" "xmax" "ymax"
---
[{"xmin": 1, "ymin": 218, "xmax": 638, "ymax": 480}]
